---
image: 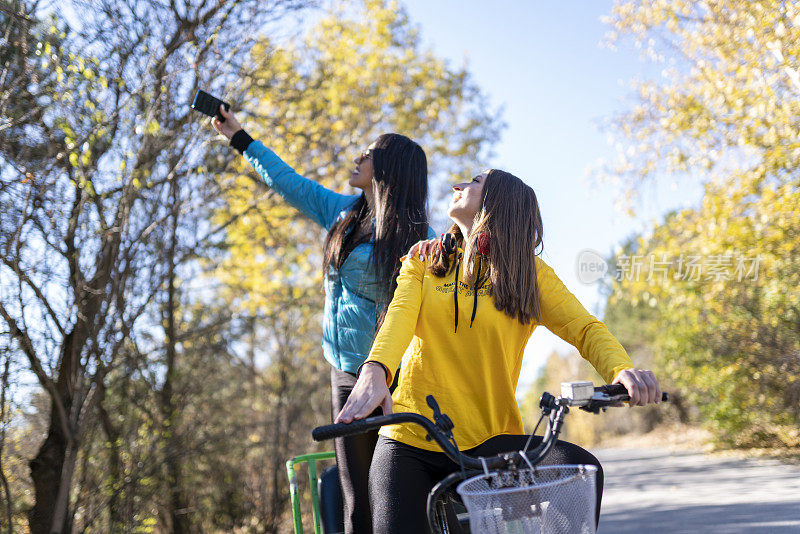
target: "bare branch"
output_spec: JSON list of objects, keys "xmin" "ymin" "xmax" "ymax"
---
[
  {"xmin": 1, "ymin": 257, "xmax": 67, "ymax": 336},
  {"xmin": 0, "ymin": 4, "xmax": 33, "ymax": 22},
  {"xmin": 0, "ymin": 302, "xmax": 72, "ymax": 442}
]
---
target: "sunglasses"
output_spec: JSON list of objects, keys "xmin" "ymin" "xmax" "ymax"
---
[{"xmin": 358, "ymin": 148, "xmax": 373, "ymax": 161}]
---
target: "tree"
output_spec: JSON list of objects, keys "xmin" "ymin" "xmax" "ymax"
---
[
  {"xmin": 2, "ymin": 0, "xmax": 504, "ymax": 530},
  {"xmin": 214, "ymin": 0, "xmax": 503, "ymax": 403},
  {"xmin": 594, "ymin": 0, "xmax": 800, "ymax": 447},
  {"xmin": 599, "ymin": 0, "xmax": 800, "ymax": 206},
  {"xmin": 0, "ymin": 0, "xmax": 314, "ymax": 531},
  {"xmin": 603, "ymin": 186, "xmax": 800, "ymax": 446}
]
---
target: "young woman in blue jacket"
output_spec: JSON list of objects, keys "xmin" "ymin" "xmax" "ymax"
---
[{"xmin": 212, "ymin": 107, "xmax": 435, "ymax": 533}]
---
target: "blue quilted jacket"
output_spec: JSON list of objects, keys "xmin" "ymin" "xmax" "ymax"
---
[{"xmin": 244, "ymin": 141, "xmax": 435, "ymax": 374}]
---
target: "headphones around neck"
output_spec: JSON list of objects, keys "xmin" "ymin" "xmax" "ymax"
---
[
  {"xmin": 440, "ymin": 233, "xmax": 457, "ymax": 255},
  {"xmin": 439, "ymin": 232, "xmax": 490, "ymax": 256}
]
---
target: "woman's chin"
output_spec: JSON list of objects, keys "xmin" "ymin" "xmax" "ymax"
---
[{"xmin": 349, "ymin": 175, "xmax": 369, "ymax": 190}]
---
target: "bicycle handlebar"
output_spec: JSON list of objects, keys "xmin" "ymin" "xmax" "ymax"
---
[
  {"xmin": 314, "ymin": 383, "xmax": 667, "ymax": 534},
  {"xmin": 313, "ymin": 413, "xmax": 436, "ymax": 443},
  {"xmin": 598, "ymin": 383, "xmax": 669, "ymax": 403},
  {"xmin": 313, "ymin": 383, "xmax": 668, "ymax": 470},
  {"xmin": 313, "ymin": 409, "xmax": 505, "ymax": 470}
]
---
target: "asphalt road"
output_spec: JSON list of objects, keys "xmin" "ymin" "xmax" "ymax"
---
[{"xmin": 593, "ymin": 448, "xmax": 800, "ymax": 533}]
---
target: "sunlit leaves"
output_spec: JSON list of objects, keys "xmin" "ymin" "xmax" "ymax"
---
[
  {"xmin": 599, "ymin": 0, "xmax": 800, "ymax": 447},
  {"xmin": 605, "ymin": 172, "xmax": 800, "ymax": 446},
  {"xmin": 598, "ymin": 0, "xmax": 800, "ymax": 207}
]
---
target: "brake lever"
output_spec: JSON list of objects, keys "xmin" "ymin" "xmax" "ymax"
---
[
  {"xmin": 578, "ymin": 393, "xmax": 626, "ymax": 413},
  {"xmin": 425, "ymin": 395, "xmax": 454, "ymax": 441}
]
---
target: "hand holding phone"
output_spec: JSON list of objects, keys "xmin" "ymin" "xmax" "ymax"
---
[
  {"xmin": 191, "ymin": 89, "xmax": 230, "ymax": 121},
  {"xmin": 210, "ymin": 105, "xmax": 242, "ymax": 140}
]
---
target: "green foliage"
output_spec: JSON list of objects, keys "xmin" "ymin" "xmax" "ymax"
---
[
  {"xmin": 598, "ymin": 0, "xmax": 800, "ymax": 211},
  {"xmin": 591, "ymin": 0, "xmax": 800, "ymax": 448},
  {"xmin": 604, "ymin": 183, "xmax": 800, "ymax": 447}
]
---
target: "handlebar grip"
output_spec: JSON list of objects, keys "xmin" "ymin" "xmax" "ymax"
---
[
  {"xmin": 598, "ymin": 383, "xmax": 627, "ymax": 396},
  {"xmin": 598, "ymin": 384, "xmax": 669, "ymax": 402},
  {"xmin": 312, "ymin": 417, "xmax": 383, "ymax": 442}
]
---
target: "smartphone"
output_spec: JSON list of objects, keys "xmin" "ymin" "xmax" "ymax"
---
[{"xmin": 191, "ymin": 89, "xmax": 230, "ymax": 121}]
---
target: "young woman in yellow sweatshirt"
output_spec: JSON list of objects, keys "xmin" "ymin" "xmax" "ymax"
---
[{"xmin": 336, "ymin": 169, "xmax": 662, "ymax": 533}]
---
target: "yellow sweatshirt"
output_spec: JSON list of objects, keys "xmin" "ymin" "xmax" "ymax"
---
[{"xmin": 366, "ymin": 254, "xmax": 634, "ymax": 452}]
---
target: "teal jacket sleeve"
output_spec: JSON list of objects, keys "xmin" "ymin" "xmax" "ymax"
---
[{"xmin": 243, "ymin": 140, "xmax": 358, "ymax": 230}]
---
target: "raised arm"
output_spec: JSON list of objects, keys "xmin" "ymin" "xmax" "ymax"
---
[{"xmin": 212, "ymin": 106, "xmax": 357, "ymax": 229}]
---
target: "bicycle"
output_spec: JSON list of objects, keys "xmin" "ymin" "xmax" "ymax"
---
[{"xmin": 291, "ymin": 381, "xmax": 667, "ymax": 533}]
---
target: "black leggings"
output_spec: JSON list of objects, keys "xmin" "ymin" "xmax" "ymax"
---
[
  {"xmin": 369, "ymin": 434, "xmax": 603, "ymax": 534},
  {"xmin": 330, "ymin": 367, "xmax": 398, "ymax": 534}
]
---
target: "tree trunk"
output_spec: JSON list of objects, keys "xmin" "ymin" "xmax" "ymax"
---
[
  {"xmin": 28, "ymin": 331, "xmax": 80, "ymax": 534},
  {"xmin": 162, "ymin": 177, "xmax": 191, "ymax": 533},
  {"xmin": 28, "ymin": 416, "xmax": 67, "ymax": 534},
  {"xmin": 1, "ymin": 353, "xmax": 14, "ymax": 533},
  {"xmin": 97, "ymin": 382, "xmax": 123, "ymax": 530},
  {"xmin": 28, "ymin": 404, "xmax": 78, "ymax": 534},
  {"xmin": 266, "ymin": 349, "xmax": 289, "ymax": 533},
  {"xmin": 49, "ymin": 441, "xmax": 77, "ymax": 533}
]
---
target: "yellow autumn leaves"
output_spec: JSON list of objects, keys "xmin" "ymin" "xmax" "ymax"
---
[{"xmin": 600, "ymin": 0, "xmax": 800, "ymax": 447}]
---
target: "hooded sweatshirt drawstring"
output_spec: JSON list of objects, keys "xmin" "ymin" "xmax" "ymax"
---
[
  {"xmin": 453, "ymin": 251, "xmax": 486, "ymax": 333},
  {"xmin": 453, "ymin": 253, "xmax": 461, "ymax": 332},
  {"xmin": 470, "ymin": 255, "xmax": 483, "ymax": 328}
]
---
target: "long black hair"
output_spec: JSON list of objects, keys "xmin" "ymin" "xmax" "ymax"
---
[{"xmin": 322, "ymin": 133, "xmax": 429, "ymax": 324}]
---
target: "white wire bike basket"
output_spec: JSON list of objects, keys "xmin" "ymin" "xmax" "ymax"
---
[{"xmin": 456, "ymin": 464, "xmax": 597, "ymax": 534}]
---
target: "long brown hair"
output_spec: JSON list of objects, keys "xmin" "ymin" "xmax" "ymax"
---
[
  {"xmin": 322, "ymin": 133, "xmax": 429, "ymax": 323},
  {"xmin": 429, "ymin": 169, "xmax": 544, "ymax": 324}
]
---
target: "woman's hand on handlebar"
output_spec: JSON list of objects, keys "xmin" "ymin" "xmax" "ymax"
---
[
  {"xmin": 211, "ymin": 105, "xmax": 243, "ymax": 140},
  {"xmin": 334, "ymin": 362, "xmax": 393, "ymax": 424},
  {"xmin": 408, "ymin": 237, "xmax": 439, "ymax": 261},
  {"xmin": 612, "ymin": 368, "xmax": 662, "ymax": 406}
]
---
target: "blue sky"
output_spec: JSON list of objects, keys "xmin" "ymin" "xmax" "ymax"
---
[{"xmin": 398, "ymin": 0, "xmax": 704, "ymax": 391}]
